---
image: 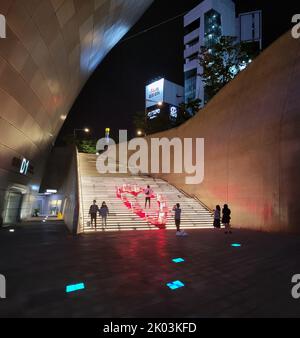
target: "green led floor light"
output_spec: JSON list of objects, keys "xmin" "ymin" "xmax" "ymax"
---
[{"xmin": 66, "ymin": 283, "xmax": 85, "ymax": 293}]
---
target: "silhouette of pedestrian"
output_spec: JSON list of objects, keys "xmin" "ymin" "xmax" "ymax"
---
[
  {"xmin": 173, "ymin": 203, "xmax": 182, "ymax": 233},
  {"xmin": 99, "ymin": 201, "xmax": 109, "ymax": 229},
  {"xmin": 213, "ymin": 205, "xmax": 221, "ymax": 228},
  {"xmin": 89, "ymin": 200, "xmax": 99, "ymax": 230},
  {"xmin": 222, "ymin": 204, "xmax": 232, "ymax": 234},
  {"xmin": 144, "ymin": 185, "xmax": 152, "ymax": 209}
]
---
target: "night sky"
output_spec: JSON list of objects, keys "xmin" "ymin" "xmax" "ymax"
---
[{"xmin": 56, "ymin": 0, "xmax": 298, "ymax": 144}]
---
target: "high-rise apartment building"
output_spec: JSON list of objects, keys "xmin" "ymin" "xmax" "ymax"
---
[{"xmin": 184, "ymin": 0, "xmax": 262, "ymax": 105}]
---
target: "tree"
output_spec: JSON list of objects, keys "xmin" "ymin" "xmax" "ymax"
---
[
  {"xmin": 199, "ymin": 36, "xmax": 251, "ymax": 103},
  {"xmin": 178, "ymin": 98, "xmax": 202, "ymax": 122},
  {"xmin": 133, "ymin": 110, "xmax": 146, "ymax": 132},
  {"xmin": 77, "ymin": 139, "xmax": 96, "ymax": 154},
  {"xmin": 62, "ymin": 133, "xmax": 76, "ymax": 146}
]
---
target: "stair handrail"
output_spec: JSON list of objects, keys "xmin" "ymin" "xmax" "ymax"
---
[
  {"xmin": 191, "ymin": 194, "xmax": 214, "ymax": 214},
  {"xmin": 156, "ymin": 178, "xmax": 214, "ymax": 214}
]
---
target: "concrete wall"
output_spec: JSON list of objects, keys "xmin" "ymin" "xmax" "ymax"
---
[
  {"xmin": 40, "ymin": 146, "xmax": 79, "ymax": 233},
  {"xmin": 0, "ymin": 0, "xmax": 153, "ymax": 224},
  {"xmin": 61, "ymin": 149, "xmax": 79, "ymax": 234},
  {"xmin": 148, "ymin": 32, "xmax": 300, "ymax": 232}
]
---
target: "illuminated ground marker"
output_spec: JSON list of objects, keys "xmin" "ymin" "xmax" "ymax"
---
[
  {"xmin": 231, "ymin": 243, "xmax": 242, "ymax": 248},
  {"xmin": 66, "ymin": 283, "xmax": 85, "ymax": 293},
  {"xmin": 172, "ymin": 258, "xmax": 185, "ymax": 263},
  {"xmin": 167, "ymin": 280, "xmax": 185, "ymax": 290},
  {"xmin": 9, "ymin": 229, "xmax": 15, "ymax": 233}
]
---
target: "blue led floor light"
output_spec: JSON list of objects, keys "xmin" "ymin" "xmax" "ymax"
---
[
  {"xmin": 66, "ymin": 283, "xmax": 85, "ymax": 293},
  {"xmin": 172, "ymin": 258, "xmax": 185, "ymax": 263},
  {"xmin": 167, "ymin": 280, "xmax": 185, "ymax": 290},
  {"xmin": 231, "ymin": 243, "xmax": 242, "ymax": 247}
]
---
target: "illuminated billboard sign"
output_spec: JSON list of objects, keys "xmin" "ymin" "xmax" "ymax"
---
[
  {"xmin": 147, "ymin": 109, "xmax": 161, "ymax": 120},
  {"xmin": 170, "ymin": 106, "xmax": 178, "ymax": 120},
  {"xmin": 146, "ymin": 78, "xmax": 164, "ymax": 108}
]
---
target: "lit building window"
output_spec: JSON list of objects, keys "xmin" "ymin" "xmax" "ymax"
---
[
  {"xmin": 204, "ymin": 9, "xmax": 222, "ymax": 48},
  {"xmin": 184, "ymin": 69, "xmax": 197, "ymax": 102}
]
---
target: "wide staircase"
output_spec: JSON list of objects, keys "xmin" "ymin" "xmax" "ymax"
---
[{"xmin": 77, "ymin": 153, "xmax": 214, "ymax": 233}]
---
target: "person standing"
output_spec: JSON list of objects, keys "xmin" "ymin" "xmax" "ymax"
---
[
  {"xmin": 173, "ymin": 203, "xmax": 182, "ymax": 233},
  {"xmin": 99, "ymin": 201, "xmax": 109, "ymax": 229},
  {"xmin": 213, "ymin": 205, "xmax": 221, "ymax": 229},
  {"xmin": 89, "ymin": 200, "xmax": 99, "ymax": 230},
  {"xmin": 222, "ymin": 204, "xmax": 232, "ymax": 234},
  {"xmin": 144, "ymin": 185, "xmax": 152, "ymax": 209}
]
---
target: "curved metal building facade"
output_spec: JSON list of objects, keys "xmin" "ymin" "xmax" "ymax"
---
[{"xmin": 0, "ymin": 0, "xmax": 153, "ymax": 224}]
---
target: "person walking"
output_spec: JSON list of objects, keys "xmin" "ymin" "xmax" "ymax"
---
[
  {"xmin": 213, "ymin": 205, "xmax": 221, "ymax": 229},
  {"xmin": 173, "ymin": 203, "xmax": 182, "ymax": 234},
  {"xmin": 222, "ymin": 204, "xmax": 232, "ymax": 234},
  {"xmin": 99, "ymin": 201, "xmax": 109, "ymax": 229},
  {"xmin": 89, "ymin": 200, "xmax": 99, "ymax": 230},
  {"xmin": 144, "ymin": 185, "xmax": 152, "ymax": 209}
]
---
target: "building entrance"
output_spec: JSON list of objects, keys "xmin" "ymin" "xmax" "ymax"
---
[
  {"xmin": 3, "ymin": 191, "xmax": 23, "ymax": 224},
  {"xmin": 33, "ymin": 194, "xmax": 64, "ymax": 217}
]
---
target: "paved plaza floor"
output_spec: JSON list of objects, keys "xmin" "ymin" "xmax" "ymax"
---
[{"xmin": 0, "ymin": 222, "xmax": 300, "ymax": 318}]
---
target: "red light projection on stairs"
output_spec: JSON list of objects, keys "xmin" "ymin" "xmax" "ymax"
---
[{"xmin": 116, "ymin": 184, "xmax": 169, "ymax": 229}]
